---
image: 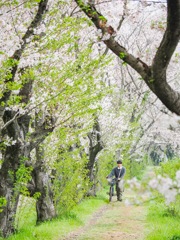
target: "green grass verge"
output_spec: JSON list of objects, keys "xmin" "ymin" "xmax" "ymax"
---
[
  {"xmin": 2, "ymin": 192, "xmax": 107, "ymax": 240},
  {"xmin": 146, "ymin": 201, "xmax": 180, "ymax": 240}
]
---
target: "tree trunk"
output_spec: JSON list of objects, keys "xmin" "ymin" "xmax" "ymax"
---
[
  {"xmin": 32, "ymin": 145, "xmax": 56, "ymax": 222},
  {"xmin": 88, "ymin": 144, "xmax": 103, "ymax": 182},
  {"xmin": 87, "ymin": 119, "xmax": 103, "ymax": 196},
  {"xmin": 0, "ymin": 1, "xmax": 50, "ymax": 236},
  {"xmin": 0, "ymin": 145, "xmax": 21, "ymax": 237},
  {"xmin": 0, "ymin": 111, "xmax": 31, "ymax": 237},
  {"xmin": 0, "ymin": 85, "xmax": 55, "ymax": 237}
]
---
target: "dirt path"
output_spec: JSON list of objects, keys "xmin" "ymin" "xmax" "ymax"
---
[{"xmin": 61, "ymin": 190, "xmax": 147, "ymax": 240}]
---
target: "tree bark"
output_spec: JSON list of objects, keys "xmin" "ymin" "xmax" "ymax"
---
[
  {"xmin": 74, "ymin": 0, "xmax": 180, "ymax": 115},
  {"xmin": 0, "ymin": 76, "xmax": 54, "ymax": 237},
  {"xmin": 0, "ymin": 2, "xmax": 49, "ymax": 236},
  {"xmin": 0, "ymin": 77, "xmax": 32, "ymax": 237},
  {"xmin": 87, "ymin": 118, "xmax": 103, "ymax": 195},
  {"xmin": 0, "ymin": 111, "xmax": 31, "ymax": 237},
  {"xmin": 0, "ymin": 110, "xmax": 55, "ymax": 237},
  {"xmin": 31, "ymin": 145, "xmax": 56, "ymax": 222}
]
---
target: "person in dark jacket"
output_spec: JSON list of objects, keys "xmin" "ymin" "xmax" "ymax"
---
[{"xmin": 107, "ymin": 160, "xmax": 126, "ymax": 201}]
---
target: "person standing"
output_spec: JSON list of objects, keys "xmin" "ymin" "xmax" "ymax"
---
[{"xmin": 107, "ymin": 160, "xmax": 126, "ymax": 201}]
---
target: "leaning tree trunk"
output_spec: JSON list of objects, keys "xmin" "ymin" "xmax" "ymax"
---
[{"xmin": 87, "ymin": 119, "xmax": 103, "ymax": 196}]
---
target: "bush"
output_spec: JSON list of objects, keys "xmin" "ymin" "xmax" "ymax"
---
[{"xmin": 156, "ymin": 158, "xmax": 180, "ymax": 179}]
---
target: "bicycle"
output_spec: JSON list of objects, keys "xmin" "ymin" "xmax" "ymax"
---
[{"xmin": 107, "ymin": 178, "xmax": 116, "ymax": 202}]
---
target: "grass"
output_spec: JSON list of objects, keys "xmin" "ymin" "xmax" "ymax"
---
[
  {"xmin": 2, "ymin": 192, "xmax": 107, "ymax": 240},
  {"xmin": 2, "ymin": 184, "xmax": 180, "ymax": 240},
  {"xmin": 146, "ymin": 201, "xmax": 180, "ymax": 240},
  {"xmin": 14, "ymin": 196, "xmax": 37, "ymax": 231}
]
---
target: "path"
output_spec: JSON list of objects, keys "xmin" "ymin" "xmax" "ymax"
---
[{"xmin": 60, "ymin": 190, "xmax": 147, "ymax": 240}]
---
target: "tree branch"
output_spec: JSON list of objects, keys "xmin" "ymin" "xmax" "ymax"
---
[
  {"xmin": 75, "ymin": 0, "xmax": 180, "ymax": 115},
  {"xmin": 74, "ymin": 0, "xmax": 150, "ymax": 79},
  {"xmin": 0, "ymin": 111, "xmax": 20, "ymax": 131},
  {"xmin": 29, "ymin": 127, "xmax": 54, "ymax": 151},
  {"xmin": 152, "ymin": 0, "xmax": 180, "ymax": 74},
  {"xmin": 0, "ymin": 0, "xmax": 48, "ymax": 105},
  {"xmin": 117, "ymin": 0, "xmax": 128, "ymax": 31}
]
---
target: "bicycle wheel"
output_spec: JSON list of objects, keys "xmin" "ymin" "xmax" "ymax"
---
[{"xmin": 109, "ymin": 186, "xmax": 113, "ymax": 202}]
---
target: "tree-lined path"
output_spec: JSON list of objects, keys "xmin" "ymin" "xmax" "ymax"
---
[
  {"xmin": 1, "ymin": 1, "xmax": 179, "ymax": 238},
  {"xmin": 61, "ymin": 190, "xmax": 147, "ymax": 240}
]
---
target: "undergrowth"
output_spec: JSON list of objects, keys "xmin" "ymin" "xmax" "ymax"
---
[
  {"xmin": 146, "ymin": 200, "xmax": 180, "ymax": 240},
  {"xmin": 1, "ymin": 192, "xmax": 107, "ymax": 240}
]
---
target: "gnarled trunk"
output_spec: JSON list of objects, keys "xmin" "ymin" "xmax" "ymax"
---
[
  {"xmin": 0, "ymin": 111, "xmax": 31, "ymax": 237},
  {"xmin": 0, "ymin": 1, "xmax": 50, "ymax": 237}
]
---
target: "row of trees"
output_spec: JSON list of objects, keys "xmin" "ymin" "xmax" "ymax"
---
[
  {"xmin": 0, "ymin": 0, "xmax": 108, "ymax": 237},
  {"xmin": 0, "ymin": 0, "xmax": 179, "ymax": 238}
]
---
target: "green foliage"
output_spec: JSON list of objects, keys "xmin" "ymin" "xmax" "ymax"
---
[
  {"xmin": 146, "ymin": 159, "xmax": 180, "ymax": 239},
  {"xmin": 15, "ymin": 196, "xmax": 37, "ymax": 231},
  {"xmin": 25, "ymin": 0, "xmax": 41, "ymax": 7},
  {"xmin": 155, "ymin": 158, "xmax": 180, "ymax": 179},
  {"xmin": 33, "ymin": 192, "xmax": 41, "ymax": 200},
  {"xmin": 0, "ymin": 58, "xmax": 19, "ymax": 100},
  {"xmin": 128, "ymin": 159, "xmax": 146, "ymax": 180},
  {"xmin": 97, "ymin": 150, "xmax": 115, "ymax": 187},
  {"xmin": 119, "ymin": 52, "xmax": 126, "ymax": 60},
  {"xmin": 141, "ymin": 91, "xmax": 150, "ymax": 105},
  {"xmin": 98, "ymin": 15, "xmax": 107, "ymax": 22},
  {"xmin": 0, "ymin": 0, "xmax": 19, "ymax": 6},
  {"xmin": 148, "ymin": 78, "xmax": 154, "ymax": 83},
  {"xmin": 14, "ymin": 157, "xmax": 33, "ymax": 196},
  {"xmin": 7, "ymin": 95, "xmax": 22, "ymax": 106},
  {"xmin": 150, "ymin": 20, "xmax": 166, "ymax": 31},
  {"xmin": 0, "ymin": 1, "xmax": 110, "ymax": 236},
  {"xmin": 53, "ymin": 146, "xmax": 90, "ymax": 214},
  {"xmin": 29, "ymin": 11, "xmax": 109, "ymax": 215},
  {"xmin": 0, "ymin": 197, "xmax": 7, "ymax": 213}
]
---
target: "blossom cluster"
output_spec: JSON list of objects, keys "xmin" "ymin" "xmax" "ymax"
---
[
  {"xmin": 126, "ymin": 171, "xmax": 180, "ymax": 205},
  {"xmin": 148, "ymin": 171, "xmax": 180, "ymax": 204}
]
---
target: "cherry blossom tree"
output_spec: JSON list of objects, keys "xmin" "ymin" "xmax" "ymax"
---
[
  {"xmin": 0, "ymin": 0, "xmax": 107, "ymax": 237},
  {"xmin": 0, "ymin": 0, "xmax": 179, "ymax": 237},
  {"xmin": 74, "ymin": 0, "xmax": 180, "ymax": 115}
]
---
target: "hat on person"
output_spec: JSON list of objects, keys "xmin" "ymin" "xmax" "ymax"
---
[{"xmin": 117, "ymin": 160, "xmax": 122, "ymax": 164}]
